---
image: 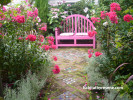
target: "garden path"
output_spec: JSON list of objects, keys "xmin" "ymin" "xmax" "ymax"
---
[{"xmin": 44, "ymin": 48, "xmax": 90, "ymax": 100}]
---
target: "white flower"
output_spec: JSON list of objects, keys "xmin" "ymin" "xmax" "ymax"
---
[
  {"xmin": 94, "ymin": 27, "xmax": 96, "ymax": 30},
  {"xmin": 83, "ymin": 7, "xmax": 88, "ymax": 13},
  {"xmin": 61, "ymin": 15, "xmax": 66, "ymax": 19},
  {"xmin": 103, "ymin": 22, "xmax": 108, "ymax": 26},
  {"xmin": 52, "ymin": 14, "xmax": 58, "ymax": 18},
  {"xmin": 92, "ymin": 10, "xmax": 95, "ymax": 14},
  {"xmin": 86, "ymin": 14, "xmax": 89, "ymax": 18}
]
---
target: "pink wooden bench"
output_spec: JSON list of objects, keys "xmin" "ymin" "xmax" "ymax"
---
[{"xmin": 55, "ymin": 14, "xmax": 96, "ymax": 49}]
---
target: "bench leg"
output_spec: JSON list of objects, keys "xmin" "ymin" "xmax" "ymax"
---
[
  {"xmin": 93, "ymin": 39, "xmax": 95, "ymax": 49},
  {"xmin": 56, "ymin": 39, "xmax": 58, "ymax": 49}
]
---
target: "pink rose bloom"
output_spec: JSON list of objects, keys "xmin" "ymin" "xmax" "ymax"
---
[
  {"xmin": 18, "ymin": 37, "xmax": 23, "ymax": 40},
  {"xmin": 100, "ymin": 11, "xmax": 106, "ymax": 19},
  {"xmin": 88, "ymin": 31, "xmax": 94, "ymax": 37},
  {"xmin": 41, "ymin": 45, "xmax": 50, "ymax": 51},
  {"xmin": 123, "ymin": 14, "xmax": 133, "ymax": 22},
  {"xmin": 52, "ymin": 65, "xmax": 60, "ymax": 74},
  {"xmin": 38, "ymin": 35, "xmax": 44, "ymax": 42},
  {"xmin": 46, "ymin": 36, "xmax": 54, "ymax": 42},
  {"xmin": 67, "ymin": 4, "xmax": 71, "ymax": 7},
  {"xmin": 53, "ymin": 56, "xmax": 57, "ymax": 61},
  {"xmin": 51, "ymin": 45, "xmax": 56, "ymax": 50},
  {"xmin": 26, "ymin": 34, "xmax": 36, "ymax": 41},
  {"xmin": 88, "ymin": 48, "xmax": 93, "ymax": 54},
  {"xmin": 15, "ymin": 15, "xmax": 25, "ymax": 23},
  {"xmin": 106, "ymin": 12, "xmax": 118, "ymax": 24},
  {"xmin": 48, "ymin": 40, "xmax": 54, "ymax": 45},
  {"xmin": 2, "ymin": 6, "xmax": 7, "ymax": 12},
  {"xmin": 91, "ymin": 17, "xmax": 100, "ymax": 23},
  {"xmin": 0, "ymin": 23, "xmax": 2, "ymax": 27},
  {"xmin": 110, "ymin": 2, "xmax": 121, "ymax": 12},
  {"xmin": 95, "ymin": 52, "xmax": 102, "ymax": 57},
  {"xmin": 88, "ymin": 54, "xmax": 93, "ymax": 58}
]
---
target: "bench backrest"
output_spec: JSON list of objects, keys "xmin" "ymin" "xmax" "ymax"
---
[{"xmin": 61, "ymin": 14, "xmax": 95, "ymax": 35}]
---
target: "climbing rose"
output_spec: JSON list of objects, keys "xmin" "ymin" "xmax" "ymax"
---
[
  {"xmin": 48, "ymin": 40, "xmax": 54, "ymax": 45},
  {"xmin": 88, "ymin": 48, "xmax": 93, "ymax": 54},
  {"xmin": 110, "ymin": 2, "xmax": 121, "ymax": 12},
  {"xmin": 88, "ymin": 31, "xmax": 95, "ymax": 37},
  {"xmin": 41, "ymin": 45, "xmax": 50, "ymax": 51},
  {"xmin": 52, "ymin": 65, "xmax": 60, "ymax": 74},
  {"xmin": 38, "ymin": 35, "xmax": 44, "ymax": 42},
  {"xmin": 46, "ymin": 36, "xmax": 54, "ymax": 42},
  {"xmin": 95, "ymin": 52, "xmax": 102, "ymax": 57},
  {"xmin": 123, "ymin": 14, "xmax": 133, "ymax": 22},
  {"xmin": 100, "ymin": 11, "xmax": 106, "ymax": 19},
  {"xmin": 2, "ymin": 6, "xmax": 7, "ymax": 12},
  {"xmin": 53, "ymin": 56, "xmax": 57, "ymax": 61},
  {"xmin": 15, "ymin": 15, "xmax": 25, "ymax": 23},
  {"xmin": 93, "ymin": 31, "xmax": 97, "ymax": 35},
  {"xmin": 51, "ymin": 45, "xmax": 56, "ymax": 50},
  {"xmin": 18, "ymin": 37, "xmax": 23, "ymax": 40},
  {"xmin": 0, "ymin": 23, "xmax": 2, "ymax": 27},
  {"xmin": 91, "ymin": 17, "xmax": 100, "ymax": 23},
  {"xmin": 106, "ymin": 12, "xmax": 118, "ymax": 24},
  {"xmin": 40, "ymin": 27, "xmax": 47, "ymax": 31},
  {"xmin": 26, "ymin": 34, "xmax": 36, "ymax": 41},
  {"xmin": 88, "ymin": 54, "xmax": 93, "ymax": 58}
]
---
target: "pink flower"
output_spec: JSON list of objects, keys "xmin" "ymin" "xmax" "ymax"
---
[
  {"xmin": 41, "ymin": 45, "xmax": 50, "ymax": 51},
  {"xmin": 25, "ymin": 0, "xmax": 28, "ymax": 3},
  {"xmin": 0, "ymin": 23, "xmax": 2, "ymax": 27},
  {"xmin": 40, "ymin": 27, "xmax": 47, "ymax": 31},
  {"xmin": 123, "ymin": 14, "xmax": 133, "ymax": 22},
  {"xmin": 2, "ymin": 6, "xmax": 7, "ymax": 12},
  {"xmin": 106, "ymin": 12, "xmax": 118, "ymax": 24},
  {"xmin": 88, "ymin": 54, "xmax": 93, "ymax": 58},
  {"xmin": 88, "ymin": 48, "xmax": 93, "ymax": 54},
  {"xmin": 95, "ymin": 82, "xmax": 97, "ymax": 86},
  {"xmin": 91, "ymin": 17, "xmax": 100, "ymax": 23},
  {"xmin": 100, "ymin": 11, "xmax": 106, "ymax": 19},
  {"xmin": 16, "ymin": 8, "xmax": 21, "ymax": 14},
  {"xmin": 51, "ymin": 45, "xmax": 56, "ymax": 50},
  {"xmin": 38, "ymin": 43, "xmax": 42, "ymax": 46},
  {"xmin": 93, "ymin": 31, "xmax": 97, "ymax": 35},
  {"xmin": 33, "ymin": 8, "xmax": 38, "ymax": 18},
  {"xmin": 38, "ymin": 35, "xmax": 44, "ymax": 42},
  {"xmin": 15, "ymin": 15, "xmax": 25, "ymax": 23},
  {"xmin": 48, "ymin": 40, "xmax": 54, "ymax": 45},
  {"xmin": 96, "ymin": 96, "xmax": 100, "ymax": 99},
  {"xmin": 110, "ymin": 2, "xmax": 121, "ymax": 12},
  {"xmin": 88, "ymin": 31, "xmax": 94, "ymax": 37},
  {"xmin": 27, "ymin": 11, "xmax": 34, "ymax": 17},
  {"xmin": 67, "ymin": 4, "xmax": 71, "ymax": 7},
  {"xmin": 46, "ymin": 36, "xmax": 54, "ymax": 42},
  {"xmin": 52, "ymin": 65, "xmax": 60, "ymax": 74},
  {"xmin": 53, "ymin": 56, "xmax": 57, "ymax": 61},
  {"xmin": 95, "ymin": 52, "xmax": 102, "ymax": 57},
  {"xmin": 0, "ymin": 12, "xmax": 6, "ymax": 21},
  {"xmin": 26, "ymin": 34, "xmax": 36, "ymax": 41},
  {"xmin": 18, "ymin": 37, "xmax": 23, "ymax": 40}
]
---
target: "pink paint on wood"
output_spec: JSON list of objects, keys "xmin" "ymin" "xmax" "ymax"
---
[
  {"xmin": 81, "ymin": 18, "xmax": 83, "ymax": 32},
  {"xmin": 55, "ymin": 14, "xmax": 96, "ymax": 49},
  {"xmin": 72, "ymin": 17, "xmax": 73, "ymax": 33}
]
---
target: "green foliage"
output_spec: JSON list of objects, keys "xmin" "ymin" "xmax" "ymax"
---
[
  {"xmin": 0, "ymin": 0, "xmax": 11, "ymax": 5},
  {"xmin": 0, "ymin": 2, "xmax": 51, "ymax": 84},
  {"xmin": 4, "ymin": 69, "xmax": 52, "ymax": 100},
  {"xmin": 35, "ymin": 0, "xmax": 48, "ymax": 23}
]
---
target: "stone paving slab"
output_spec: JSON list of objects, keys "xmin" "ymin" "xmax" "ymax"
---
[{"xmin": 46, "ymin": 48, "xmax": 92, "ymax": 100}]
